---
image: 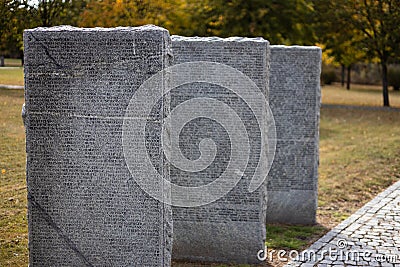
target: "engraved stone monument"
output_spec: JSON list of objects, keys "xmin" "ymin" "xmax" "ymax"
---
[
  {"xmin": 170, "ymin": 36, "xmax": 271, "ymax": 264},
  {"xmin": 267, "ymin": 45, "xmax": 321, "ymax": 224},
  {"xmin": 24, "ymin": 26, "xmax": 172, "ymax": 266},
  {"xmin": 24, "ymin": 24, "xmax": 321, "ymax": 266}
]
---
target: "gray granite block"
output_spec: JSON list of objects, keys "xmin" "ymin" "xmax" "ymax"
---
[
  {"xmin": 267, "ymin": 45, "xmax": 321, "ymax": 225},
  {"xmin": 170, "ymin": 35, "xmax": 270, "ymax": 264},
  {"xmin": 267, "ymin": 190, "xmax": 317, "ymax": 224},
  {"xmin": 24, "ymin": 25, "xmax": 172, "ymax": 266}
]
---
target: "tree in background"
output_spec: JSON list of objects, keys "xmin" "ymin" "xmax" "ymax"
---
[
  {"xmin": 194, "ymin": 0, "xmax": 317, "ymax": 44},
  {"xmin": 33, "ymin": 0, "xmax": 87, "ymax": 27},
  {"xmin": 347, "ymin": 0, "xmax": 400, "ymax": 106},
  {"xmin": 0, "ymin": 0, "xmax": 33, "ymax": 59},
  {"xmin": 1, "ymin": 0, "xmax": 399, "ymax": 107},
  {"xmin": 313, "ymin": 0, "xmax": 367, "ymax": 90},
  {"xmin": 78, "ymin": 0, "xmax": 221, "ymax": 37},
  {"xmin": 78, "ymin": 0, "xmax": 317, "ymax": 44},
  {"xmin": 0, "ymin": 0, "xmax": 339, "ymax": 59},
  {"xmin": 314, "ymin": 0, "xmax": 400, "ymax": 106},
  {"xmin": 79, "ymin": 0, "xmax": 178, "ymax": 29},
  {"xmin": 0, "ymin": 0, "xmax": 86, "ymax": 60},
  {"xmin": 329, "ymin": 37, "xmax": 366, "ymax": 90},
  {"xmin": 169, "ymin": 0, "xmax": 224, "ymax": 36}
]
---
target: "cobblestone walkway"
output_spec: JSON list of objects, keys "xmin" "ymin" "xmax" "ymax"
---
[{"xmin": 286, "ymin": 180, "xmax": 400, "ymax": 267}]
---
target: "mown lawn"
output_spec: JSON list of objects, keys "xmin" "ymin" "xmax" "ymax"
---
[
  {"xmin": 0, "ymin": 89, "xmax": 27, "ymax": 266},
  {"xmin": 322, "ymin": 83, "xmax": 400, "ymax": 108},
  {"xmin": 266, "ymin": 105, "xmax": 400, "ymax": 267},
  {"xmin": 0, "ymin": 67, "xmax": 24, "ymax": 86},
  {"xmin": 3, "ymin": 58, "xmax": 23, "ymax": 67},
  {"xmin": 318, "ymin": 108, "xmax": 400, "ymax": 227},
  {"xmin": 0, "ymin": 87, "xmax": 399, "ymax": 266}
]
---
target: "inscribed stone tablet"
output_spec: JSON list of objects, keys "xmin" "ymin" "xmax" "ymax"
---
[
  {"xmin": 267, "ymin": 45, "xmax": 321, "ymax": 224},
  {"xmin": 24, "ymin": 25, "xmax": 172, "ymax": 266},
  {"xmin": 170, "ymin": 36, "xmax": 270, "ymax": 264}
]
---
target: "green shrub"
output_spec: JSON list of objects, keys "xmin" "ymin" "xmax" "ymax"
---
[
  {"xmin": 388, "ymin": 67, "xmax": 400, "ymax": 91},
  {"xmin": 321, "ymin": 69, "xmax": 337, "ymax": 85}
]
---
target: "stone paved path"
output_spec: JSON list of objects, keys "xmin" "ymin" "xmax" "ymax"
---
[{"xmin": 286, "ymin": 180, "xmax": 400, "ymax": 267}]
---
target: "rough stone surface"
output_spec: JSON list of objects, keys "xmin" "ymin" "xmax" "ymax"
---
[
  {"xmin": 170, "ymin": 35, "xmax": 270, "ymax": 264},
  {"xmin": 285, "ymin": 180, "xmax": 400, "ymax": 266},
  {"xmin": 24, "ymin": 25, "xmax": 172, "ymax": 266},
  {"xmin": 267, "ymin": 45, "xmax": 322, "ymax": 225}
]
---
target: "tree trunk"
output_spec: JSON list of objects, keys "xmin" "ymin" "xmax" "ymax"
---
[
  {"xmin": 0, "ymin": 56, "xmax": 4, "ymax": 67},
  {"xmin": 20, "ymin": 51, "xmax": 24, "ymax": 66},
  {"xmin": 41, "ymin": 0, "xmax": 49, "ymax": 27},
  {"xmin": 346, "ymin": 65, "xmax": 351, "ymax": 90},
  {"xmin": 382, "ymin": 62, "xmax": 390, "ymax": 107},
  {"xmin": 341, "ymin": 64, "xmax": 345, "ymax": 87}
]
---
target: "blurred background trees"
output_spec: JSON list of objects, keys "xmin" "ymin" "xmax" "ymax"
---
[
  {"xmin": 1, "ymin": 0, "xmax": 399, "ymax": 106},
  {"xmin": 313, "ymin": 0, "xmax": 400, "ymax": 105}
]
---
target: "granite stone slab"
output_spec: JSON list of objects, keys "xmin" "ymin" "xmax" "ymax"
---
[
  {"xmin": 267, "ymin": 45, "xmax": 321, "ymax": 224},
  {"xmin": 24, "ymin": 25, "xmax": 172, "ymax": 266},
  {"xmin": 170, "ymin": 35, "xmax": 270, "ymax": 264}
]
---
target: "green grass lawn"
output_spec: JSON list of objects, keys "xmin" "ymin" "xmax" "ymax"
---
[
  {"xmin": 0, "ymin": 67, "xmax": 24, "ymax": 86},
  {"xmin": 1, "ymin": 87, "xmax": 399, "ymax": 266},
  {"xmin": 3, "ymin": 58, "xmax": 22, "ymax": 67},
  {"xmin": 318, "ymin": 108, "xmax": 400, "ymax": 224},
  {"xmin": 0, "ymin": 89, "xmax": 27, "ymax": 266},
  {"xmin": 322, "ymin": 83, "xmax": 400, "ymax": 108}
]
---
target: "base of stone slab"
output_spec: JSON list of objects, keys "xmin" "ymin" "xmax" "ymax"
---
[
  {"xmin": 172, "ymin": 221, "xmax": 265, "ymax": 264},
  {"xmin": 266, "ymin": 190, "xmax": 317, "ymax": 225}
]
